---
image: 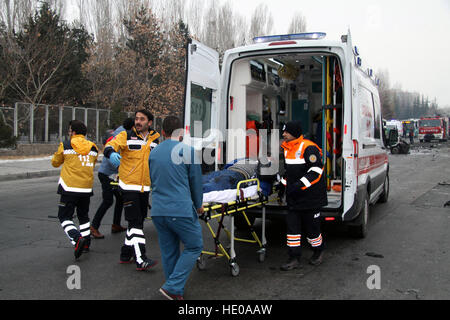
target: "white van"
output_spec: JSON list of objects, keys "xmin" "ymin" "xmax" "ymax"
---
[
  {"xmin": 183, "ymin": 31, "xmax": 389, "ymax": 238},
  {"xmin": 386, "ymin": 119, "xmax": 404, "ymax": 137}
]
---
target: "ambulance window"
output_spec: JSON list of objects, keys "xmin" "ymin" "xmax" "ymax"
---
[
  {"xmin": 190, "ymin": 83, "xmax": 212, "ymax": 138},
  {"xmin": 250, "ymin": 60, "xmax": 266, "ymax": 82},
  {"xmin": 358, "ymin": 86, "xmax": 375, "ymax": 139},
  {"xmin": 372, "ymin": 95, "xmax": 381, "ymax": 139}
]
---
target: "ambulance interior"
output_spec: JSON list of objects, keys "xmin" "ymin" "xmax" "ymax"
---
[{"xmin": 228, "ymin": 53, "xmax": 344, "ymax": 207}]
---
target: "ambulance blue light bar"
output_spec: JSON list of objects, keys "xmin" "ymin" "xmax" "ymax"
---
[{"xmin": 253, "ymin": 32, "xmax": 326, "ymax": 44}]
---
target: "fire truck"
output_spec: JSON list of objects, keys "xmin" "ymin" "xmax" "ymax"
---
[{"xmin": 418, "ymin": 116, "xmax": 448, "ymax": 142}]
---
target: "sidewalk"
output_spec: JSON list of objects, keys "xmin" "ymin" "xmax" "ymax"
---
[{"xmin": 0, "ymin": 155, "xmax": 103, "ymax": 182}]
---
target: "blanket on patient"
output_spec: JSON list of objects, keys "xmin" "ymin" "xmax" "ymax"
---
[{"xmin": 202, "ymin": 159, "xmax": 258, "ymax": 193}]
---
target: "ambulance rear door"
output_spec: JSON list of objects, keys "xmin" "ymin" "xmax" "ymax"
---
[{"xmin": 184, "ymin": 39, "xmax": 221, "ymax": 160}]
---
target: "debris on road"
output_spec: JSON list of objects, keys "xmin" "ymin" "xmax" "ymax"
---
[{"xmin": 365, "ymin": 252, "xmax": 384, "ymax": 258}]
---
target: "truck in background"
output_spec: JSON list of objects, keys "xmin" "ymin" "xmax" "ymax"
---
[{"xmin": 418, "ymin": 116, "xmax": 448, "ymax": 142}]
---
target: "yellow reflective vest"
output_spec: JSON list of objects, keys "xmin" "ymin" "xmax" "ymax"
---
[
  {"xmin": 52, "ymin": 135, "xmax": 99, "ymax": 196},
  {"xmin": 104, "ymin": 128, "xmax": 160, "ymax": 192}
]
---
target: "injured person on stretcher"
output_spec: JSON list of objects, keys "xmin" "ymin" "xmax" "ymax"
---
[{"xmin": 202, "ymin": 158, "xmax": 274, "ymax": 203}]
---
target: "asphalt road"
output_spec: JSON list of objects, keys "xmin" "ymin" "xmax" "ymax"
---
[{"xmin": 0, "ymin": 143, "xmax": 449, "ymax": 301}]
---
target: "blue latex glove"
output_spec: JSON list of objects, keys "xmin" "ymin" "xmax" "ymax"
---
[{"xmin": 109, "ymin": 152, "xmax": 122, "ymax": 168}]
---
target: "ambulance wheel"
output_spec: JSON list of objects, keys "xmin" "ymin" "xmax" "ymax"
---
[
  {"xmin": 230, "ymin": 262, "xmax": 240, "ymax": 277},
  {"xmin": 196, "ymin": 254, "xmax": 206, "ymax": 271},
  {"xmin": 348, "ymin": 191, "xmax": 369, "ymax": 239}
]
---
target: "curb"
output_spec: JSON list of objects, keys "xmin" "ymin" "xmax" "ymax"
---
[
  {"xmin": 0, "ymin": 165, "xmax": 101, "ymax": 182},
  {"xmin": 0, "ymin": 169, "xmax": 61, "ymax": 182}
]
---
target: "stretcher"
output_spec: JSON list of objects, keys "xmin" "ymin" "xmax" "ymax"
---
[{"xmin": 197, "ymin": 178, "xmax": 277, "ymax": 277}]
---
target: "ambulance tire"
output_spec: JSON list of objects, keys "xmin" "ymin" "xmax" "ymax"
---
[
  {"xmin": 391, "ymin": 146, "xmax": 400, "ymax": 154},
  {"xmin": 348, "ymin": 190, "xmax": 369, "ymax": 239},
  {"xmin": 378, "ymin": 173, "xmax": 389, "ymax": 203}
]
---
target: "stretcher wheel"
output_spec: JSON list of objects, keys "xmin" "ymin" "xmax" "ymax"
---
[
  {"xmin": 257, "ymin": 248, "xmax": 266, "ymax": 263},
  {"xmin": 258, "ymin": 252, "xmax": 266, "ymax": 263},
  {"xmin": 196, "ymin": 255, "xmax": 206, "ymax": 271},
  {"xmin": 230, "ymin": 262, "xmax": 240, "ymax": 277}
]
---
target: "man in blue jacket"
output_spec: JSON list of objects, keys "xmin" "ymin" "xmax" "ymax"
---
[
  {"xmin": 149, "ymin": 116, "xmax": 203, "ymax": 300},
  {"xmin": 90, "ymin": 118, "xmax": 134, "ymax": 238}
]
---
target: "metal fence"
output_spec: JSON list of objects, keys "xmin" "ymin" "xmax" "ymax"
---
[{"xmin": 0, "ymin": 102, "xmax": 165, "ymax": 145}]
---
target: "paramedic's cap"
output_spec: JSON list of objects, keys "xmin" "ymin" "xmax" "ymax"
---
[{"xmin": 283, "ymin": 121, "xmax": 303, "ymax": 138}]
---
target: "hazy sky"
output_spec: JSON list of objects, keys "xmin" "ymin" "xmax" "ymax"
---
[{"xmin": 229, "ymin": 0, "xmax": 450, "ymax": 107}]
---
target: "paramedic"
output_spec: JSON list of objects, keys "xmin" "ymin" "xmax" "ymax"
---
[
  {"xmin": 103, "ymin": 109, "xmax": 160, "ymax": 271},
  {"xmin": 149, "ymin": 116, "xmax": 203, "ymax": 300},
  {"xmin": 280, "ymin": 120, "xmax": 327, "ymax": 270},
  {"xmin": 90, "ymin": 118, "xmax": 134, "ymax": 239},
  {"xmin": 51, "ymin": 120, "xmax": 99, "ymax": 259}
]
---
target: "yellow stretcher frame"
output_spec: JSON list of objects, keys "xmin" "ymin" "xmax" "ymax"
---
[{"xmin": 197, "ymin": 178, "xmax": 277, "ymax": 277}]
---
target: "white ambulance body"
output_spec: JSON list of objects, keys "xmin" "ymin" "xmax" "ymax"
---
[{"xmin": 183, "ymin": 31, "xmax": 389, "ymax": 237}]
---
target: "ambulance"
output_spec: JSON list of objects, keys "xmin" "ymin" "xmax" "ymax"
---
[{"xmin": 183, "ymin": 31, "xmax": 389, "ymax": 238}]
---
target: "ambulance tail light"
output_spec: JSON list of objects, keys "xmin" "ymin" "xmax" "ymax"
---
[
  {"xmin": 269, "ymin": 41, "xmax": 296, "ymax": 46},
  {"xmin": 353, "ymin": 140, "xmax": 359, "ymax": 158},
  {"xmin": 217, "ymin": 144, "xmax": 222, "ymax": 164}
]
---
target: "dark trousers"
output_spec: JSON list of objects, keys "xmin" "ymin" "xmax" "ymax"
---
[
  {"xmin": 286, "ymin": 208, "xmax": 323, "ymax": 258},
  {"xmin": 92, "ymin": 172, "xmax": 123, "ymax": 229},
  {"xmin": 120, "ymin": 190, "xmax": 150, "ymax": 264},
  {"xmin": 58, "ymin": 194, "xmax": 91, "ymax": 247}
]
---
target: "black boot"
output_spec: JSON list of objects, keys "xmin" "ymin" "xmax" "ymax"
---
[
  {"xmin": 280, "ymin": 256, "xmax": 301, "ymax": 271},
  {"xmin": 309, "ymin": 249, "xmax": 324, "ymax": 266}
]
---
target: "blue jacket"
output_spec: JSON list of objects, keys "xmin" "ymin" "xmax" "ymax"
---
[
  {"xmin": 149, "ymin": 139, "xmax": 203, "ymax": 217},
  {"xmin": 99, "ymin": 125, "xmax": 126, "ymax": 176}
]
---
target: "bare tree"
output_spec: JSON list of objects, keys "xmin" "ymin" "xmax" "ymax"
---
[
  {"xmin": 376, "ymin": 69, "xmax": 394, "ymax": 119},
  {"xmin": 288, "ymin": 11, "xmax": 307, "ymax": 33},
  {"xmin": 0, "ymin": 0, "xmax": 34, "ymax": 33},
  {"xmin": 201, "ymin": 0, "xmax": 219, "ymax": 49},
  {"xmin": 154, "ymin": 0, "xmax": 186, "ymax": 32},
  {"xmin": 2, "ymin": 4, "xmax": 87, "ymax": 107},
  {"xmin": 44, "ymin": 0, "xmax": 66, "ymax": 18},
  {"xmin": 112, "ymin": 0, "xmax": 154, "ymax": 45},
  {"xmin": 185, "ymin": 0, "xmax": 204, "ymax": 39},
  {"xmin": 217, "ymin": 2, "xmax": 235, "ymax": 52},
  {"xmin": 216, "ymin": 2, "xmax": 247, "ymax": 57},
  {"xmin": 248, "ymin": 3, "xmax": 273, "ymax": 43}
]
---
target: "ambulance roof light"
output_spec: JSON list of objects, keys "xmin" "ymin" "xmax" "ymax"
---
[{"xmin": 253, "ymin": 32, "xmax": 326, "ymax": 44}]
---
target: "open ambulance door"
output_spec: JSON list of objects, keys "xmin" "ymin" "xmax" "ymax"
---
[{"xmin": 184, "ymin": 39, "xmax": 221, "ymax": 169}]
